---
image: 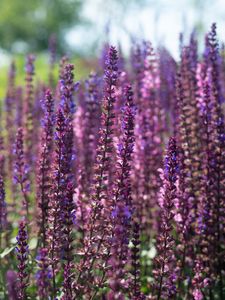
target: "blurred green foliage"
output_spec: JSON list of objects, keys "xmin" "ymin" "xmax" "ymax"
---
[
  {"xmin": 0, "ymin": 54, "xmax": 90, "ymax": 100},
  {"xmin": 0, "ymin": 0, "xmax": 81, "ymax": 53}
]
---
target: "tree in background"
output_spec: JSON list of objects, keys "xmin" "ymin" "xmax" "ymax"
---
[{"xmin": 0, "ymin": 0, "xmax": 81, "ymax": 53}]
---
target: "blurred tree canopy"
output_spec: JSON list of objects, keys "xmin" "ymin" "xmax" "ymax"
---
[{"xmin": 0, "ymin": 0, "xmax": 81, "ymax": 53}]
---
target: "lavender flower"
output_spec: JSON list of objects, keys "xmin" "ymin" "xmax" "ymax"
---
[
  {"xmin": 158, "ymin": 47, "xmax": 177, "ymax": 128},
  {"xmin": 75, "ymin": 72, "xmax": 101, "ymax": 238},
  {"xmin": 37, "ymin": 89, "xmax": 55, "ymax": 247},
  {"xmin": 152, "ymin": 137, "xmax": 178, "ymax": 299},
  {"xmin": 62, "ymin": 182, "xmax": 75, "ymax": 300},
  {"xmin": 176, "ymin": 45, "xmax": 202, "ymax": 227},
  {"xmin": 131, "ymin": 43, "xmax": 145, "ymax": 103},
  {"xmin": 130, "ymin": 222, "xmax": 145, "ymax": 300},
  {"xmin": 75, "ymin": 46, "xmax": 118, "ymax": 297},
  {"xmin": 14, "ymin": 128, "xmax": 30, "ymax": 218},
  {"xmin": 16, "ymin": 219, "xmax": 29, "ymax": 300},
  {"xmin": 36, "ymin": 248, "xmax": 51, "ymax": 299},
  {"xmin": 204, "ymin": 23, "xmax": 225, "ymax": 297},
  {"xmin": 107, "ymin": 85, "xmax": 136, "ymax": 298},
  {"xmin": 80, "ymin": 72, "xmax": 101, "ymax": 182},
  {"xmin": 6, "ymin": 270, "xmax": 19, "ymax": 300},
  {"xmin": 54, "ymin": 56, "xmax": 69, "ymax": 104},
  {"xmin": 132, "ymin": 42, "xmax": 165, "ymax": 242},
  {"xmin": 47, "ymin": 109, "xmax": 67, "ymax": 297},
  {"xmin": 59, "ymin": 56, "xmax": 69, "ymax": 81},
  {"xmin": 60, "ymin": 64, "xmax": 76, "ymax": 118},
  {"xmin": 47, "ymin": 107, "xmax": 75, "ymax": 298},
  {"xmin": 0, "ymin": 114, "xmax": 6, "ymax": 242},
  {"xmin": 174, "ymin": 72, "xmax": 195, "ymax": 294},
  {"xmin": 15, "ymin": 86, "xmax": 23, "ymax": 128},
  {"xmin": 174, "ymin": 44, "xmax": 203, "ymax": 294},
  {"xmin": 0, "ymin": 171, "xmax": 6, "ymax": 247},
  {"xmin": 191, "ymin": 81, "xmax": 213, "ymax": 298}
]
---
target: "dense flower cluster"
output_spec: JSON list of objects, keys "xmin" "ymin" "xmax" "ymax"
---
[
  {"xmin": 152, "ymin": 137, "xmax": 178, "ymax": 299},
  {"xmin": 16, "ymin": 218, "xmax": 29, "ymax": 299},
  {"xmin": 14, "ymin": 127, "xmax": 30, "ymax": 219},
  {"xmin": 0, "ymin": 167, "xmax": 6, "ymax": 245},
  {"xmin": 0, "ymin": 24, "xmax": 224, "ymax": 300},
  {"xmin": 36, "ymin": 247, "xmax": 51, "ymax": 299},
  {"xmin": 37, "ymin": 89, "xmax": 55, "ymax": 247}
]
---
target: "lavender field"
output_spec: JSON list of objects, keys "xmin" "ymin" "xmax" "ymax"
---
[{"xmin": 0, "ymin": 23, "xmax": 224, "ymax": 299}]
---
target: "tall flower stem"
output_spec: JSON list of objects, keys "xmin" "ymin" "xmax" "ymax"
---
[
  {"xmin": 16, "ymin": 219, "xmax": 29, "ymax": 300},
  {"xmin": 153, "ymin": 137, "xmax": 178, "ymax": 300},
  {"xmin": 37, "ymin": 89, "xmax": 54, "ymax": 247},
  {"xmin": 75, "ymin": 46, "xmax": 118, "ymax": 296},
  {"xmin": 14, "ymin": 128, "xmax": 30, "ymax": 220}
]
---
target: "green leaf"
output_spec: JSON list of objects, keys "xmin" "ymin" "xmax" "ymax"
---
[{"xmin": 0, "ymin": 246, "xmax": 15, "ymax": 258}]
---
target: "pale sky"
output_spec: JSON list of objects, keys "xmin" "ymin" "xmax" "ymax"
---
[
  {"xmin": 66, "ymin": 0, "xmax": 225, "ymax": 59},
  {"xmin": 1, "ymin": 0, "xmax": 225, "ymax": 66}
]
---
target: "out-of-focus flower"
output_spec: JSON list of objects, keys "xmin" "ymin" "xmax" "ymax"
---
[
  {"xmin": 14, "ymin": 128, "xmax": 30, "ymax": 218},
  {"xmin": 36, "ymin": 248, "xmax": 51, "ymax": 299}
]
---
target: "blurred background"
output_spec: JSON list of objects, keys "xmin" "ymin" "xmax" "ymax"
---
[
  {"xmin": 1, "ymin": 0, "xmax": 225, "ymax": 55},
  {"xmin": 0, "ymin": 0, "xmax": 225, "ymax": 88}
]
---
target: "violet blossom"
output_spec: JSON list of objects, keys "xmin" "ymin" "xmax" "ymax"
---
[{"xmin": 16, "ymin": 219, "xmax": 29, "ymax": 300}]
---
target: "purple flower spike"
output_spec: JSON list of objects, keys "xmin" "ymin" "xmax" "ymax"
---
[
  {"xmin": 107, "ymin": 85, "xmax": 136, "ymax": 298},
  {"xmin": 6, "ymin": 270, "xmax": 19, "ymax": 300},
  {"xmin": 0, "ymin": 169, "xmax": 7, "ymax": 240},
  {"xmin": 14, "ymin": 128, "xmax": 30, "ymax": 219},
  {"xmin": 36, "ymin": 248, "xmax": 51, "ymax": 299},
  {"xmin": 130, "ymin": 222, "xmax": 145, "ymax": 300},
  {"xmin": 152, "ymin": 137, "xmax": 178, "ymax": 299},
  {"xmin": 16, "ymin": 219, "xmax": 29, "ymax": 300},
  {"xmin": 75, "ymin": 71, "xmax": 101, "ymax": 236},
  {"xmin": 61, "ymin": 182, "xmax": 75, "ymax": 300},
  {"xmin": 75, "ymin": 46, "xmax": 118, "ymax": 298},
  {"xmin": 37, "ymin": 89, "xmax": 54, "ymax": 247},
  {"xmin": 47, "ymin": 105, "xmax": 75, "ymax": 298},
  {"xmin": 60, "ymin": 64, "xmax": 75, "ymax": 118},
  {"xmin": 132, "ymin": 42, "xmax": 165, "ymax": 240}
]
